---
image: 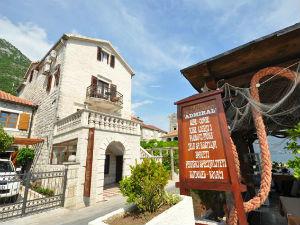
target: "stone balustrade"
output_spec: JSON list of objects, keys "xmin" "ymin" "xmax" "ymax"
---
[{"xmin": 54, "ymin": 109, "xmax": 140, "ymax": 136}]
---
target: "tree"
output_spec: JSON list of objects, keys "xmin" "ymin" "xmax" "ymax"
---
[
  {"xmin": 0, "ymin": 125, "xmax": 14, "ymax": 152},
  {"xmin": 16, "ymin": 147, "xmax": 35, "ymax": 172},
  {"xmin": 286, "ymin": 122, "xmax": 300, "ymax": 180}
]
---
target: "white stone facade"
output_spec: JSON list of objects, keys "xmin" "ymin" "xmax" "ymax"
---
[
  {"xmin": 141, "ymin": 127, "xmax": 166, "ymax": 141},
  {"xmin": 18, "ymin": 34, "xmax": 142, "ymax": 208}
]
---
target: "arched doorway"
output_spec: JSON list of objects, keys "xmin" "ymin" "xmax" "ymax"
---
[{"xmin": 104, "ymin": 141, "xmax": 125, "ymax": 186}]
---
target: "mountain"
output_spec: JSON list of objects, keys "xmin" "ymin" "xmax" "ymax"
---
[{"xmin": 0, "ymin": 39, "xmax": 31, "ymax": 95}]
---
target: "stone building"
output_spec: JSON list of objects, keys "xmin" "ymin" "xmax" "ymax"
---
[
  {"xmin": 162, "ymin": 113, "xmax": 178, "ymax": 141},
  {"xmin": 132, "ymin": 116, "xmax": 167, "ymax": 140},
  {"xmin": 0, "ymin": 90, "xmax": 36, "ymax": 159},
  {"xmin": 17, "ymin": 34, "xmax": 150, "ymax": 207}
]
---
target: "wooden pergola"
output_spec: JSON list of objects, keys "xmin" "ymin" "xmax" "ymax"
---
[
  {"xmin": 180, "ymin": 23, "xmax": 300, "ymax": 196},
  {"xmin": 13, "ymin": 137, "xmax": 44, "ymax": 145}
]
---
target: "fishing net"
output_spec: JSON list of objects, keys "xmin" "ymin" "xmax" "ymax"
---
[{"xmin": 218, "ymin": 61, "xmax": 300, "ymax": 134}]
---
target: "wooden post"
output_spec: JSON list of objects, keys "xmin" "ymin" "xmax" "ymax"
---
[
  {"xmin": 170, "ymin": 148, "xmax": 175, "ymax": 180},
  {"xmin": 83, "ymin": 128, "xmax": 95, "ymax": 197}
]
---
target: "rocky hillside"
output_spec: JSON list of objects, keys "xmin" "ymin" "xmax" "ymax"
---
[{"xmin": 0, "ymin": 39, "xmax": 31, "ymax": 94}]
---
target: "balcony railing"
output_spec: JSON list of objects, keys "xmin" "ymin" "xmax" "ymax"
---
[
  {"xmin": 86, "ymin": 85, "xmax": 123, "ymax": 107},
  {"xmin": 54, "ymin": 109, "xmax": 140, "ymax": 136}
]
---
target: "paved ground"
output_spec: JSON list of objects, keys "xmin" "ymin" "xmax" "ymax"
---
[{"xmin": 0, "ymin": 180, "xmax": 178, "ymax": 225}]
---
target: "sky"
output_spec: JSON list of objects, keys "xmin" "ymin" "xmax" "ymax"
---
[{"xmin": 0, "ymin": 0, "xmax": 300, "ymax": 131}]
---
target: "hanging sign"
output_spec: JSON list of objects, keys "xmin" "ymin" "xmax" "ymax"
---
[{"xmin": 175, "ymin": 90, "xmax": 248, "ymax": 225}]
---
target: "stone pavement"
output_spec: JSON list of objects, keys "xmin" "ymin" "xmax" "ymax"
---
[{"xmin": 0, "ymin": 180, "xmax": 178, "ymax": 225}]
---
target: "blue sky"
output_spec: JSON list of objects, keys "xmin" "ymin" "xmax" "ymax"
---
[{"xmin": 0, "ymin": 0, "xmax": 300, "ymax": 131}]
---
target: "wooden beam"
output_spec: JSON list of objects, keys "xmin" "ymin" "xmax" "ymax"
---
[
  {"xmin": 84, "ymin": 128, "xmax": 95, "ymax": 197},
  {"xmin": 13, "ymin": 137, "xmax": 44, "ymax": 145}
]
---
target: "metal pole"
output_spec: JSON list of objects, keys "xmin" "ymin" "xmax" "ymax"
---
[
  {"xmin": 61, "ymin": 167, "xmax": 69, "ymax": 207},
  {"xmin": 21, "ymin": 171, "xmax": 31, "ymax": 215}
]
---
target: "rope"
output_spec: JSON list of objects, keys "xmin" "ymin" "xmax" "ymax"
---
[{"xmin": 228, "ymin": 67, "xmax": 296, "ymax": 225}]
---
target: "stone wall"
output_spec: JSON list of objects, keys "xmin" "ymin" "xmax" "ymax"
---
[{"xmin": 18, "ymin": 43, "xmax": 66, "ymax": 165}]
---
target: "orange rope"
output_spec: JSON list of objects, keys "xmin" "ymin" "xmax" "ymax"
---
[{"xmin": 228, "ymin": 67, "xmax": 296, "ymax": 225}]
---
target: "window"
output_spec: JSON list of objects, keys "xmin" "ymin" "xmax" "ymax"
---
[
  {"xmin": 110, "ymin": 55, "xmax": 115, "ymax": 68},
  {"xmin": 97, "ymin": 47, "xmax": 109, "ymax": 64},
  {"xmin": 0, "ymin": 111, "xmax": 19, "ymax": 128},
  {"xmin": 104, "ymin": 155, "xmax": 110, "ymax": 174},
  {"xmin": 54, "ymin": 65, "xmax": 60, "ymax": 86},
  {"xmin": 28, "ymin": 70, "xmax": 34, "ymax": 83},
  {"xmin": 46, "ymin": 75, "xmax": 53, "ymax": 92},
  {"xmin": 173, "ymin": 127, "xmax": 177, "ymax": 131},
  {"xmin": 51, "ymin": 139, "xmax": 77, "ymax": 165}
]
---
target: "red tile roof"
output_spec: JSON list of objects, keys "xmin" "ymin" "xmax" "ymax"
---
[
  {"xmin": 0, "ymin": 90, "xmax": 35, "ymax": 107},
  {"xmin": 162, "ymin": 130, "xmax": 178, "ymax": 138},
  {"xmin": 141, "ymin": 123, "xmax": 167, "ymax": 133}
]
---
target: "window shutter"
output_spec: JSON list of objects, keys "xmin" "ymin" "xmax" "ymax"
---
[
  {"xmin": 110, "ymin": 55, "xmax": 115, "ymax": 68},
  {"xmin": 97, "ymin": 47, "xmax": 102, "ymax": 61},
  {"xmin": 46, "ymin": 75, "xmax": 52, "ymax": 92},
  {"xmin": 91, "ymin": 76, "xmax": 97, "ymax": 86},
  {"xmin": 110, "ymin": 84, "xmax": 117, "ymax": 102},
  {"xmin": 55, "ymin": 65, "xmax": 60, "ymax": 86},
  {"xmin": 18, "ymin": 113, "xmax": 30, "ymax": 130},
  {"xmin": 29, "ymin": 70, "xmax": 34, "ymax": 82}
]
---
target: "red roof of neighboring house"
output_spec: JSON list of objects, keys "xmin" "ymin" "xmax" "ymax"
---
[
  {"xmin": 162, "ymin": 130, "xmax": 178, "ymax": 138},
  {"xmin": 0, "ymin": 90, "xmax": 35, "ymax": 107},
  {"xmin": 141, "ymin": 123, "xmax": 167, "ymax": 133},
  {"xmin": 131, "ymin": 115, "xmax": 144, "ymax": 123}
]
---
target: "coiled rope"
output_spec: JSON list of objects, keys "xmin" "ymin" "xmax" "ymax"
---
[{"xmin": 228, "ymin": 67, "xmax": 296, "ymax": 225}]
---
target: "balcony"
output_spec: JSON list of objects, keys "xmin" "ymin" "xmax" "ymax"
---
[
  {"xmin": 54, "ymin": 109, "xmax": 140, "ymax": 136},
  {"xmin": 86, "ymin": 85, "xmax": 123, "ymax": 111}
]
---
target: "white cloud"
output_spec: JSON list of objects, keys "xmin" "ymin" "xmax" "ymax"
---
[
  {"xmin": 0, "ymin": 17, "xmax": 52, "ymax": 60},
  {"xmin": 131, "ymin": 99, "xmax": 153, "ymax": 115},
  {"xmin": 132, "ymin": 100, "xmax": 153, "ymax": 109}
]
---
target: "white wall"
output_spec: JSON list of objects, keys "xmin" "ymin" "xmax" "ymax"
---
[
  {"xmin": 57, "ymin": 39, "xmax": 132, "ymax": 120},
  {"xmin": 141, "ymin": 127, "xmax": 166, "ymax": 140}
]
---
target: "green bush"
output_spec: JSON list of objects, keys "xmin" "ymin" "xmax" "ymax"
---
[
  {"xmin": 140, "ymin": 139, "xmax": 178, "ymax": 149},
  {"xmin": 16, "ymin": 147, "xmax": 35, "ymax": 167},
  {"xmin": 120, "ymin": 158, "xmax": 169, "ymax": 213},
  {"xmin": 33, "ymin": 186, "xmax": 54, "ymax": 197},
  {"xmin": 140, "ymin": 139, "xmax": 179, "ymax": 174},
  {"xmin": 286, "ymin": 122, "xmax": 300, "ymax": 180},
  {"xmin": 0, "ymin": 126, "xmax": 14, "ymax": 152}
]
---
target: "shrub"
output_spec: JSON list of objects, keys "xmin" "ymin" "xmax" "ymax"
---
[
  {"xmin": 33, "ymin": 186, "xmax": 54, "ymax": 197},
  {"xmin": 120, "ymin": 158, "xmax": 169, "ymax": 213},
  {"xmin": 16, "ymin": 147, "xmax": 35, "ymax": 169},
  {"xmin": 0, "ymin": 126, "xmax": 14, "ymax": 152},
  {"xmin": 286, "ymin": 122, "xmax": 300, "ymax": 180},
  {"xmin": 164, "ymin": 192, "xmax": 181, "ymax": 206}
]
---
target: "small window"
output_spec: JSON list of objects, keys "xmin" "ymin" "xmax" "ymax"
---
[
  {"xmin": 54, "ymin": 65, "xmax": 60, "ymax": 86},
  {"xmin": 46, "ymin": 75, "xmax": 53, "ymax": 92},
  {"xmin": 28, "ymin": 70, "xmax": 34, "ymax": 83},
  {"xmin": 97, "ymin": 47, "xmax": 109, "ymax": 64},
  {"xmin": 0, "ymin": 111, "xmax": 19, "ymax": 128},
  {"xmin": 110, "ymin": 55, "xmax": 115, "ymax": 68},
  {"xmin": 173, "ymin": 127, "xmax": 177, "ymax": 131},
  {"xmin": 104, "ymin": 155, "xmax": 110, "ymax": 174}
]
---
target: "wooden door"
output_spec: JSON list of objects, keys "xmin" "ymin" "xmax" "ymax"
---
[{"xmin": 115, "ymin": 155, "xmax": 123, "ymax": 183}]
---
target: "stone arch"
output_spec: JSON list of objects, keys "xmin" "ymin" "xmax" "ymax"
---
[{"xmin": 98, "ymin": 136, "xmax": 131, "ymax": 186}]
